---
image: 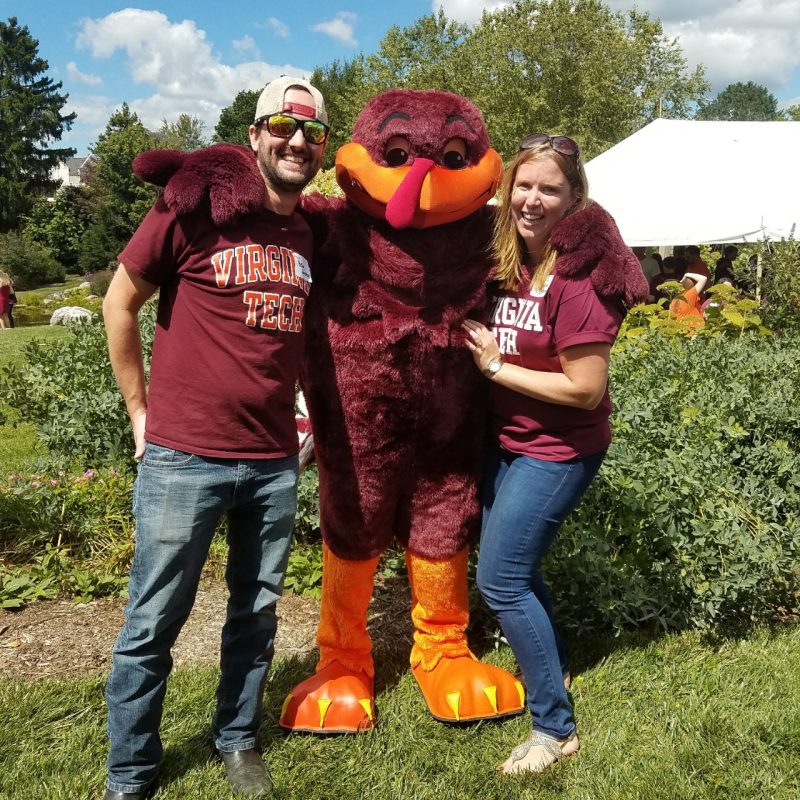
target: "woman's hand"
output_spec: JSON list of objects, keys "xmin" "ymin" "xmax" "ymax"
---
[{"xmin": 462, "ymin": 319, "xmax": 502, "ymax": 374}]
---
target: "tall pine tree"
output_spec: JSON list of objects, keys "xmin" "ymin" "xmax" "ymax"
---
[{"xmin": 0, "ymin": 17, "xmax": 76, "ymax": 231}]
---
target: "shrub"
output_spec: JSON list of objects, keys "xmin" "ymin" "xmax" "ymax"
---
[
  {"xmin": 86, "ymin": 269, "xmax": 115, "ymax": 297},
  {"xmin": 758, "ymin": 237, "xmax": 800, "ymax": 334},
  {"xmin": 0, "ymin": 467, "xmax": 134, "ymax": 606},
  {"xmin": 305, "ymin": 168, "xmax": 344, "ymax": 199},
  {"xmin": 1, "ymin": 306, "xmax": 155, "ymax": 469},
  {"xmin": 0, "ymin": 231, "xmax": 65, "ymax": 290},
  {"xmin": 547, "ymin": 331, "xmax": 800, "ymax": 635}
]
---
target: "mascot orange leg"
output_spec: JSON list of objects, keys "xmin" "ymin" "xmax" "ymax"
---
[
  {"xmin": 279, "ymin": 543, "xmax": 379, "ymax": 733},
  {"xmin": 407, "ymin": 547, "xmax": 525, "ymax": 722}
]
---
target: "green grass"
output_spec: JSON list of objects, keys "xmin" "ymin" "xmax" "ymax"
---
[
  {"xmin": 0, "ymin": 325, "xmax": 69, "ymax": 474},
  {"xmin": 1, "ymin": 625, "xmax": 798, "ymax": 799},
  {"xmin": 0, "ymin": 324, "xmax": 69, "ymax": 369},
  {"xmin": 15, "ymin": 275, "xmax": 85, "ymax": 304}
]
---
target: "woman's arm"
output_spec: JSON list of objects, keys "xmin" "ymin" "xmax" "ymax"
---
[{"xmin": 462, "ymin": 319, "xmax": 611, "ymax": 410}]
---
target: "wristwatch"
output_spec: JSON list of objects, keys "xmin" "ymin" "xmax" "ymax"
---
[{"xmin": 482, "ymin": 357, "xmax": 503, "ymax": 378}]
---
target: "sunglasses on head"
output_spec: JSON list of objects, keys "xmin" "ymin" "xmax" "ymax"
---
[
  {"xmin": 519, "ymin": 133, "xmax": 579, "ymax": 156},
  {"xmin": 258, "ymin": 113, "xmax": 330, "ymax": 145}
]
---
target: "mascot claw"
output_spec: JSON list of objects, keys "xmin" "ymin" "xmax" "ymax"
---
[
  {"xmin": 412, "ymin": 656, "xmax": 525, "ymax": 722},
  {"xmin": 279, "ymin": 662, "xmax": 376, "ymax": 733}
]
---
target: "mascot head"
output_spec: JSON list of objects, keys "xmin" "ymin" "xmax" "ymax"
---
[{"xmin": 335, "ymin": 89, "xmax": 502, "ymax": 230}]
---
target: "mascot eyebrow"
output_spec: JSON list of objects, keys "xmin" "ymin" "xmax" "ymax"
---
[
  {"xmin": 378, "ymin": 111, "xmax": 476, "ymax": 134},
  {"xmin": 445, "ymin": 114, "xmax": 476, "ymax": 133},
  {"xmin": 379, "ymin": 112, "xmax": 411, "ymax": 131}
]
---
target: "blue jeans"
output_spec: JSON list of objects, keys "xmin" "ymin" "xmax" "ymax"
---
[
  {"xmin": 105, "ymin": 444, "xmax": 298, "ymax": 793},
  {"xmin": 476, "ymin": 444, "xmax": 605, "ymax": 740}
]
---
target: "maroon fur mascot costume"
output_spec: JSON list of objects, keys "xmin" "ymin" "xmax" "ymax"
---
[{"xmin": 133, "ymin": 90, "xmax": 527, "ymax": 733}]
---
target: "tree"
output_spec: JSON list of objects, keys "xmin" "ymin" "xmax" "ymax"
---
[
  {"xmin": 311, "ymin": 1, "xmax": 708, "ymax": 161},
  {"xmin": 695, "ymin": 81, "xmax": 782, "ymax": 121},
  {"xmin": 0, "ymin": 230, "xmax": 64, "ymax": 289},
  {"xmin": 0, "ymin": 17, "xmax": 77, "ymax": 231},
  {"xmin": 21, "ymin": 185, "xmax": 96, "ymax": 270},
  {"xmin": 311, "ymin": 55, "xmax": 372, "ymax": 169},
  {"xmin": 214, "ymin": 89, "xmax": 259, "ymax": 146},
  {"xmin": 78, "ymin": 104, "xmax": 157, "ymax": 272},
  {"xmin": 462, "ymin": 0, "xmax": 708, "ymax": 158},
  {"xmin": 785, "ymin": 104, "xmax": 800, "ymax": 122},
  {"xmin": 157, "ymin": 114, "xmax": 208, "ymax": 151}
]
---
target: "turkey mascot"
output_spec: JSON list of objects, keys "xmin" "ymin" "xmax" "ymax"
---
[{"xmin": 133, "ymin": 89, "xmax": 526, "ymax": 733}]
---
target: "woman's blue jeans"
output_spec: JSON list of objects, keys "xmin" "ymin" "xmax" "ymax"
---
[
  {"xmin": 476, "ymin": 444, "xmax": 604, "ymax": 740},
  {"xmin": 105, "ymin": 444, "xmax": 298, "ymax": 793}
]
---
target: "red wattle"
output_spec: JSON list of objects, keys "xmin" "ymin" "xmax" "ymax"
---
[{"xmin": 385, "ymin": 158, "xmax": 435, "ymax": 229}]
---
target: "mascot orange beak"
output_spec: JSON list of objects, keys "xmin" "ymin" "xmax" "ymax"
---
[{"xmin": 335, "ymin": 143, "xmax": 502, "ymax": 230}]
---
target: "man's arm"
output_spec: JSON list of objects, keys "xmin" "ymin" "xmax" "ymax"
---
[{"xmin": 103, "ymin": 264, "xmax": 158, "ymax": 458}]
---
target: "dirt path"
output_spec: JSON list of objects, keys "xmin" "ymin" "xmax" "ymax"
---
[
  {"xmin": 0, "ymin": 578, "xmax": 415, "ymax": 680},
  {"xmin": 0, "ymin": 582, "xmax": 322, "ymax": 680}
]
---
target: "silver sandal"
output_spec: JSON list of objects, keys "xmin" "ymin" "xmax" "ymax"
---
[{"xmin": 500, "ymin": 730, "xmax": 578, "ymax": 774}]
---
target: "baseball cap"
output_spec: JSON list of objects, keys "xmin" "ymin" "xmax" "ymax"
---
[{"xmin": 254, "ymin": 76, "xmax": 328, "ymax": 125}]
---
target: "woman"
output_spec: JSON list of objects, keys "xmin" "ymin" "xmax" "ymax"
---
[
  {"xmin": 463, "ymin": 134, "xmax": 647, "ymax": 774},
  {"xmin": 0, "ymin": 272, "xmax": 12, "ymax": 329}
]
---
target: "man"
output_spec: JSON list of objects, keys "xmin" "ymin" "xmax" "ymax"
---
[{"xmin": 101, "ymin": 76, "xmax": 327, "ymax": 800}]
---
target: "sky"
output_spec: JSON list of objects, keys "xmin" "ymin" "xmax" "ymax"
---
[{"xmin": 4, "ymin": 0, "xmax": 800, "ymax": 155}]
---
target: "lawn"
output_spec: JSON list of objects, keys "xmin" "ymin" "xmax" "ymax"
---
[
  {"xmin": 0, "ymin": 325, "xmax": 68, "ymax": 474},
  {"xmin": 1, "ymin": 625, "xmax": 798, "ymax": 800},
  {"xmin": 15, "ymin": 275, "xmax": 85, "ymax": 304}
]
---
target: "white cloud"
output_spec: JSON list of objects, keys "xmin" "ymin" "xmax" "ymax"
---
[
  {"xmin": 264, "ymin": 17, "xmax": 290, "ymax": 39},
  {"xmin": 604, "ymin": 1, "xmax": 800, "ymax": 97},
  {"xmin": 74, "ymin": 10, "xmax": 313, "ymax": 137},
  {"xmin": 66, "ymin": 62, "xmax": 102, "ymax": 87},
  {"xmin": 434, "ymin": 1, "xmax": 510, "ymax": 26},
  {"xmin": 233, "ymin": 35, "xmax": 261, "ymax": 60},
  {"xmin": 311, "ymin": 12, "xmax": 358, "ymax": 47}
]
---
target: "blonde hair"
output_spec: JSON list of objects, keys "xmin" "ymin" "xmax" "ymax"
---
[{"xmin": 491, "ymin": 142, "xmax": 589, "ymax": 292}]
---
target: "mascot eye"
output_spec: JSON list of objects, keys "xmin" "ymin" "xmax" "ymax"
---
[
  {"xmin": 384, "ymin": 135, "xmax": 411, "ymax": 167},
  {"xmin": 386, "ymin": 148, "xmax": 410, "ymax": 167},
  {"xmin": 443, "ymin": 138, "xmax": 467, "ymax": 170}
]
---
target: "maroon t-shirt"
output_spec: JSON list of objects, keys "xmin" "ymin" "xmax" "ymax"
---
[
  {"xmin": 488, "ymin": 271, "xmax": 624, "ymax": 461},
  {"xmin": 119, "ymin": 197, "xmax": 313, "ymax": 459}
]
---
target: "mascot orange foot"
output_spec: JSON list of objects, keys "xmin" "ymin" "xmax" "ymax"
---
[
  {"xmin": 407, "ymin": 547, "xmax": 525, "ymax": 723},
  {"xmin": 280, "ymin": 662, "xmax": 376, "ymax": 733},
  {"xmin": 280, "ymin": 545, "xmax": 379, "ymax": 733},
  {"xmin": 279, "ymin": 544, "xmax": 524, "ymax": 732}
]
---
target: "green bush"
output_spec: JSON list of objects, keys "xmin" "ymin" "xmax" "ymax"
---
[
  {"xmin": 547, "ymin": 331, "xmax": 800, "ymax": 634},
  {"xmin": 0, "ymin": 467, "xmax": 134, "ymax": 606},
  {"xmin": 1, "ymin": 307, "xmax": 155, "ymax": 469},
  {"xmin": 86, "ymin": 269, "xmax": 115, "ymax": 297},
  {"xmin": 758, "ymin": 237, "xmax": 800, "ymax": 334},
  {"xmin": 0, "ymin": 231, "xmax": 65, "ymax": 290}
]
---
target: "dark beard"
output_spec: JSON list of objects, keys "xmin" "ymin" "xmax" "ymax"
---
[{"xmin": 261, "ymin": 160, "xmax": 310, "ymax": 192}]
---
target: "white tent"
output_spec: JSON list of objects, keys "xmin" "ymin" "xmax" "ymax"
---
[{"xmin": 584, "ymin": 118, "xmax": 800, "ymax": 247}]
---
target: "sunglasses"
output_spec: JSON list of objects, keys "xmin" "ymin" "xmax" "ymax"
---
[
  {"xmin": 258, "ymin": 113, "xmax": 329, "ymax": 145},
  {"xmin": 519, "ymin": 133, "xmax": 580, "ymax": 156}
]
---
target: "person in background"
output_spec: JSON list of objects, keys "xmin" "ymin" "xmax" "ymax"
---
[
  {"xmin": 669, "ymin": 263, "xmax": 709, "ymax": 327},
  {"xmin": 672, "ymin": 245, "xmax": 688, "ymax": 277},
  {"xmin": 101, "ymin": 76, "xmax": 328, "ymax": 800},
  {"xmin": 633, "ymin": 246, "xmax": 661, "ymax": 283},
  {"xmin": 462, "ymin": 133, "xmax": 646, "ymax": 775},
  {"xmin": 714, "ymin": 245, "xmax": 738, "ymax": 285},
  {"xmin": 650, "ymin": 255, "xmax": 681, "ymax": 302},
  {"xmin": 0, "ymin": 272, "xmax": 12, "ymax": 329},
  {"xmin": 683, "ymin": 245, "xmax": 711, "ymax": 300}
]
